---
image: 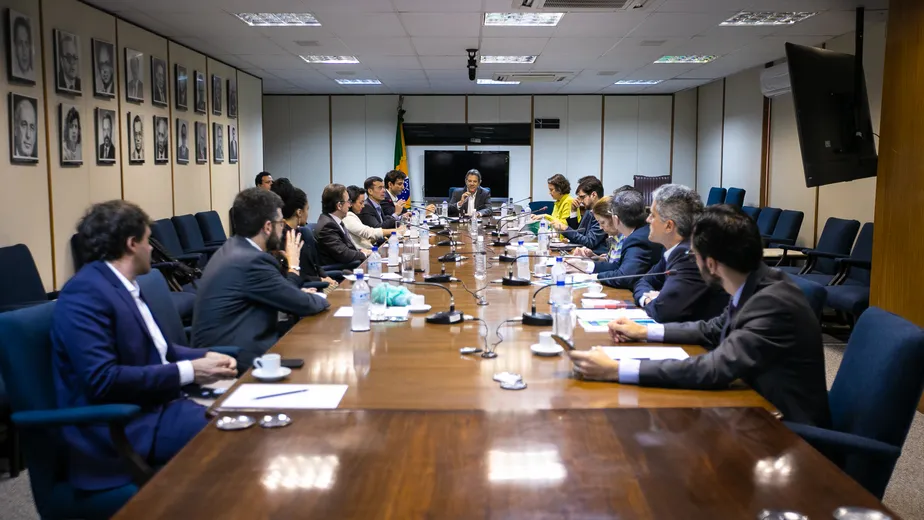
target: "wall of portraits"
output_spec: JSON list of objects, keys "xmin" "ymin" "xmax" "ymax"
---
[
  {"xmin": 206, "ymin": 57, "xmax": 240, "ymax": 234},
  {"xmin": 0, "ymin": 0, "xmax": 262, "ymax": 289}
]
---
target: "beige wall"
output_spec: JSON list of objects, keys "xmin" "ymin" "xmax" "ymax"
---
[
  {"xmin": 169, "ymin": 41, "xmax": 209, "ymax": 216},
  {"xmin": 206, "ymin": 58, "xmax": 239, "ymax": 233},
  {"xmin": 237, "ymin": 72, "xmax": 263, "ymax": 193},
  {"xmin": 721, "ymin": 66, "xmax": 764, "ymax": 207},
  {"xmin": 695, "ymin": 80, "xmax": 723, "ymax": 200}
]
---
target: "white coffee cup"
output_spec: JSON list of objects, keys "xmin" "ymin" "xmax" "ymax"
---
[
  {"xmin": 587, "ymin": 282, "xmax": 604, "ymax": 294},
  {"xmin": 410, "ymin": 294, "xmax": 425, "ymax": 307},
  {"xmin": 253, "ymin": 353, "xmax": 281, "ymax": 375},
  {"xmin": 539, "ymin": 331, "xmax": 554, "ymax": 347}
]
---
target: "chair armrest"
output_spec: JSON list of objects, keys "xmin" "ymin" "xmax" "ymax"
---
[
  {"xmin": 12, "ymin": 404, "xmax": 142, "ymax": 427},
  {"xmin": 784, "ymin": 421, "xmax": 901, "ymax": 461},
  {"xmin": 152, "ymin": 261, "xmax": 182, "ymax": 270},
  {"xmin": 804, "ymin": 250, "xmax": 850, "ymax": 260},
  {"xmin": 208, "ymin": 346, "xmax": 242, "ymax": 358},
  {"xmin": 766, "ymin": 238, "xmax": 796, "ymax": 247},
  {"xmin": 0, "ymin": 301, "xmax": 50, "ymax": 313},
  {"xmin": 777, "ymin": 245, "xmax": 808, "ymax": 253},
  {"xmin": 46, "ymin": 290, "xmax": 60, "ymax": 300},
  {"xmin": 836, "ymin": 258, "xmax": 872, "ymax": 270},
  {"xmin": 301, "ymin": 281, "xmax": 330, "ymax": 290},
  {"xmin": 204, "ymin": 240, "xmax": 226, "ymax": 247}
]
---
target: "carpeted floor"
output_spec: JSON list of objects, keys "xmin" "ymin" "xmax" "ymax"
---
[{"xmin": 1, "ymin": 341, "xmax": 922, "ymax": 519}]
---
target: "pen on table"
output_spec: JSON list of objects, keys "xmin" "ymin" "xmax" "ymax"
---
[{"xmin": 254, "ymin": 389, "xmax": 308, "ymax": 400}]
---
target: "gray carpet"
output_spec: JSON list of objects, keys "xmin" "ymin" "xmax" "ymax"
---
[{"xmin": 1, "ymin": 341, "xmax": 922, "ymax": 519}]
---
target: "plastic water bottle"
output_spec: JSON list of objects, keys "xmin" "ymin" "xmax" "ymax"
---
[
  {"xmin": 474, "ymin": 236, "xmax": 486, "ymax": 280},
  {"xmin": 534, "ymin": 252, "xmax": 547, "ymax": 278},
  {"xmin": 500, "ymin": 200, "xmax": 508, "ymax": 219},
  {"xmin": 550, "ymin": 257, "xmax": 569, "ymax": 304},
  {"xmin": 469, "ymin": 213, "xmax": 478, "ymax": 234},
  {"xmin": 441, "ymin": 200, "xmax": 449, "ymax": 219},
  {"xmin": 367, "ymin": 246, "xmax": 382, "ymax": 286},
  {"xmin": 518, "ymin": 209, "xmax": 527, "ymax": 230},
  {"xmin": 516, "ymin": 240, "xmax": 530, "ymax": 280},
  {"xmin": 553, "ymin": 302, "xmax": 576, "ymax": 342},
  {"xmin": 388, "ymin": 231, "xmax": 399, "ymax": 265},
  {"xmin": 538, "ymin": 220, "xmax": 550, "ymax": 255},
  {"xmin": 351, "ymin": 269, "xmax": 370, "ymax": 332}
]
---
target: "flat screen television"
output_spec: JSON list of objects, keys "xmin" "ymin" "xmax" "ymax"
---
[
  {"xmin": 785, "ymin": 42, "xmax": 878, "ymax": 188},
  {"xmin": 423, "ymin": 150, "xmax": 510, "ymax": 198}
]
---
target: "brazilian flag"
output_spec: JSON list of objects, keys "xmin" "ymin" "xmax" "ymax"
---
[{"xmin": 394, "ymin": 102, "xmax": 409, "ymax": 207}]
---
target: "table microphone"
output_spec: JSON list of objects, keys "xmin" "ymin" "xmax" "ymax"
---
[
  {"xmin": 501, "ymin": 254, "xmax": 590, "ymax": 286},
  {"xmin": 521, "ymin": 270, "xmax": 675, "ymax": 326},
  {"xmin": 497, "ymin": 232, "xmax": 558, "ymax": 258},
  {"xmin": 491, "ymin": 206, "xmax": 547, "ymax": 237},
  {"xmin": 366, "ymin": 276, "xmax": 464, "ymax": 324}
]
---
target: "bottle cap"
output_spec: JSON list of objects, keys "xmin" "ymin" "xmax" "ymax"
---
[
  {"xmin": 556, "ymin": 280, "xmax": 564, "ymax": 286},
  {"xmin": 372, "ymin": 246, "xmax": 378, "ymax": 252},
  {"xmin": 518, "ymin": 240, "xmax": 524, "ymax": 245},
  {"xmin": 391, "ymin": 231, "xmax": 396, "ymax": 235},
  {"xmin": 556, "ymin": 257, "xmax": 563, "ymax": 262},
  {"xmin": 354, "ymin": 268, "xmax": 364, "ymax": 280}
]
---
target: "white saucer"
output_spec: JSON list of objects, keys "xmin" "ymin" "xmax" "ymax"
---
[
  {"xmin": 583, "ymin": 292, "xmax": 607, "ymax": 299},
  {"xmin": 252, "ymin": 367, "xmax": 291, "ymax": 382},
  {"xmin": 530, "ymin": 343, "xmax": 564, "ymax": 357},
  {"xmin": 386, "ymin": 262, "xmax": 400, "ymax": 267},
  {"xmin": 381, "ymin": 272, "xmax": 401, "ymax": 280},
  {"xmin": 408, "ymin": 304, "xmax": 432, "ymax": 313}
]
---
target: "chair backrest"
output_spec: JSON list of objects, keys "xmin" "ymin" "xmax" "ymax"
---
[
  {"xmin": 847, "ymin": 223, "xmax": 874, "ymax": 284},
  {"xmin": 195, "ymin": 211, "xmax": 227, "ymax": 244},
  {"xmin": 706, "ymin": 187, "xmax": 726, "ymax": 206},
  {"xmin": 171, "ymin": 214, "xmax": 207, "ymax": 252},
  {"xmin": 70, "ymin": 233, "xmax": 87, "ymax": 272},
  {"xmin": 0, "ymin": 244, "xmax": 47, "ymax": 310},
  {"xmin": 741, "ymin": 206, "xmax": 761, "ymax": 221},
  {"xmin": 770, "ymin": 210, "xmax": 804, "ymax": 242},
  {"xmin": 633, "ymin": 175, "xmax": 671, "ymax": 206},
  {"xmin": 724, "ymin": 187, "xmax": 745, "ymax": 208},
  {"xmin": 528, "ymin": 201, "xmax": 552, "ymax": 216},
  {"xmin": 300, "ymin": 225, "xmax": 321, "ymax": 258},
  {"xmin": 150, "ymin": 219, "xmax": 185, "ymax": 257},
  {"xmin": 137, "ymin": 270, "xmax": 186, "ymax": 347},
  {"xmin": 449, "ymin": 187, "xmax": 462, "ymax": 200},
  {"xmin": 814, "ymin": 217, "xmax": 861, "ymax": 275},
  {"xmin": 787, "ymin": 274, "xmax": 825, "ymax": 321},
  {"xmin": 756, "ymin": 207, "xmax": 782, "ymax": 236},
  {"xmin": 830, "ymin": 307, "xmax": 924, "ymax": 498}
]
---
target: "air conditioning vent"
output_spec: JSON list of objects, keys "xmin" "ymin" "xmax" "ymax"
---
[
  {"xmin": 493, "ymin": 72, "xmax": 572, "ymax": 83},
  {"xmin": 517, "ymin": 0, "xmax": 649, "ymax": 10}
]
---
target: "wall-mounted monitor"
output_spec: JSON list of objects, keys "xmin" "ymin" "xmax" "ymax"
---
[{"xmin": 424, "ymin": 150, "xmax": 510, "ymax": 198}]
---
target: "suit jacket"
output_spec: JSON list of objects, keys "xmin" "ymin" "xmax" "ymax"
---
[
  {"xmin": 315, "ymin": 213, "xmax": 367, "ymax": 266},
  {"xmin": 381, "ymin": 191, "xmax": 407, "ymax": 219},
  {"xmin": 359, "ymin": 198, "xmax": 398, "ymax": 229},
  {"xmin": 640, "ymin": 265, "xmax": 832, "ymax": 427},
  {"xmin": 633, "ymin": 240, "xmax": 728, "ymax": 323},
  {"xmin": 448, "ymin": 187, "xmax": 492, "ymax": 217},
  {"xmin": 51, "ymin": 262, "xmax": 207, "ymax": 490},
  {"xmin": 561, "ymin": 210, "xmax": 608, "ymax": 254},
  {"xmin": 191, "ymin": 236, "xmax": 329, "ymax": 366},
  {"xmin": 98, "ymin": 143, "xmax": 115, "ymax": 159},
  {"xmin": 595, "ymin": 225, "xmax": 663, "ymax": 289}
]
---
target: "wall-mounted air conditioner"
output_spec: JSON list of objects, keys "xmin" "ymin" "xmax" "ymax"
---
[{"xmin": 760, "ymin": 62, "xmax": 791, "ymax": 98}]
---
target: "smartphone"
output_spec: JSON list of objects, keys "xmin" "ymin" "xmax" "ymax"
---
[
  {"xmin": 551, "ymin": 334, "xmax": 576, "ymax": 351},
  {"xmin": 281, "ymin": 358, "xmax": 305, "ymax": 369}
]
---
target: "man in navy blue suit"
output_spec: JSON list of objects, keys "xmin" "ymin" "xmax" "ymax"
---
[{"xmin": 52, "ymin": 200, "xmax": 237, "ymax": 491}]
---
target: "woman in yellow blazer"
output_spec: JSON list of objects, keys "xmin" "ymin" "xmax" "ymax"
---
[{"xmin": 532, "ymin": 174, "xmax": 577, "ymax": 236}]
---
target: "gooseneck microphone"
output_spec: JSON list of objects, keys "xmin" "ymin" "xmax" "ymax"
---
[
  {"xmin": 497, "ymin": 232, "xmax": 558, "ymax": 259},
  {"xmin": 492, "ymin": 206, "xmax": 548, "ymax": 237},
  {"xmin": 365, "ymin": 276, "xmax": 464, "ymax": 324},
  {"xmin": 501, "ymin": 254, "xmax": 590, "ymax": 286}
]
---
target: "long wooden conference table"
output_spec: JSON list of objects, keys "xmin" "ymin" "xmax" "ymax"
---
[{"xmin": 113, "ymin": 223, "xmax": 894, "ymax": 519}]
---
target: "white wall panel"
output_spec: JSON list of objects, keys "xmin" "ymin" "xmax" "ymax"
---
[
  {"xmin": 364, "ymin": 95, "xmax": 399, "ymax": 181},
  {"xmin": 637, "ymin": 96, "xmax": 673, "ymax": 179},
  {"xmin": 696, "ymin": 80, "xmax": 724, "ymax": 200},
  {"xmin": 721, "ymin": 67, "xmax": 763, "ymax": 206},
  {"xmin": 331, "ymin": 96, "xmax": 367, "ymax": 192},
  {"xmin": 602, "ymin": 96, "xmax": 639, "ymax": 191},
  {"xmin": 769, "ymin": 93, "xmax": 814, "ymax": 247},
  {"xmin": 262, "ymin": 97, "xmax": 291, "ymax": 179},
  {"xmin": 404, "ymin": 96, "xmax": 465, "ymax": 123},
  {"xmin": 566, "ymin": 96, "xmax": 603, "ymax": 184},
  {"xmin": 467, "ymin": 96, "xmax": 500, "ymax": 123},
  {"xmin": 532, "ymin": 96, "xmax": 569, "ymax": 200},
  {"xmin": 672, "ymin": 89, "xmax": 697, "ymax": 189},
  {"xmin": 498, "ymin": 96, "xmax": 531, "ymax": 123}
]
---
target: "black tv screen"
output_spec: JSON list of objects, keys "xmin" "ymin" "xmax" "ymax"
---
[
  {"xmin": 785, "ymin": 42, "xmax": 878, "ymax": 188},
  {"xmin": 423, "ymin": 151, "xmax": 510, "ymax": 199}
]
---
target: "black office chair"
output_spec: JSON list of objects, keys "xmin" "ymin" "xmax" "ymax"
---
[
  {"xmin": 783, "ymin": 217, "xmax": 862, "ymax": 284},
  {"xmin": 150, "ymin": 220, "xmax": 207, "ymax": 269}
]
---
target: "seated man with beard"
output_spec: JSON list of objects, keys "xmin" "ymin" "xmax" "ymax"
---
[{"xmin": 192, "ymin": 188, "xmax": 329, "ymax": 366}]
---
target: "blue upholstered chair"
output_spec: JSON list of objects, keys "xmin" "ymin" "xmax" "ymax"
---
[
  {"xmin": 194, "ymin": 211, "xmax": 227, "ymax": 246},
  {"xmin": 0, "ymin": 303, "xmax": 149, "ymax": 519},
  {"xmin": 755, "ymin": 207, "xmax": 782, "ymax": 236},
  {"xmin": 764, "ymin": 210, "xmax": 803, "ymax": 247},
  {"xmin": 301, "ymin": 225, "xmax": 359, "ymax": 280},
  {"xmin": 529, "ymin": 201, "xmax": 553, "ymax": 216},
  {"xmin": 150, "ymin": 219, "xmax": 206, "ymax": 268},
  {"xmin": 784, "ymin": 218, "xmax": 862, "ymax": 284},
  {"xmin": 0, "ymin": 244, "xmax": 57, "ymax": 313},
  {"xmin": 448, "ymin": 187, "xmax": 462, "ymax": 200},
  {"xmin": 787, "ymin": 274, "xmax": 825, "ymax": 322},
  {"xmin": 741, "ymin": 206, "xmax": 761, "ymax": 221},
  {"xmin": 724, "ymin": 187, "xmax": 745, "ymax": 208},
  {"xmin": 822, "ymin": 223, "xmax": 874, "ymax": 321},
  {"xmin": 706, "ymin": 187, "xmax": 726, "ymax": 206},
  {"xmin": 172, "ymin": 215, "xmax": 223, "ymax": 258},
  {"xmin": 785, "ymin": 307, "xmax": 924, "ymax": 499}
]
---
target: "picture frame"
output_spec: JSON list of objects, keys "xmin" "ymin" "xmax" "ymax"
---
[
  {"xmin": 91, "ymin": 38, "xmax": 115, "ymax": 98},
  {"xmin": 95, "ymin": 107, "xmax": 116, "ymax": 165},
  {"xmin": 195, "ymin": 121, "xmax": 207, "ymax": 164},
  {"xmin": 151, "ymin": 56, "xmax": 167, "ymax": 107},
  {"xmin": 53, "ymin": 29, "xmax": 81, "ymax": 95},
  {"xmin": 8, "ymin": 92, "xmax": 38, "ymax": 163},
  {"xmin": 6, "ymin": 9, "xmax": 36, "ymax": 84},
  {"xmin": 212, "ymin": 121, "xmax": 224, "ymax": 163},
  {"xmin": 59, "ymin": 103, "xmax": 82, "ymax": 166},
  {"xmin": 153, "ymin": 115, "xmax": 168, "ymax": 164},
  {"xmin": 127, "ymin": 112, "xmax": 144, "ymax": 164},
  {"xmin": 211, "ymin": 74, "xmax": 222, "ymax": 116},
  {"xmin": 228, "ymin": 124, "xmax": 238, "ymax": 164},
  {"xmin": 194, "ymin": 70, "xmax": 206, "ymax": 113},
  {"xmin": 176, "ymin": 118, "xmax": 189, "ymax": 165},
  {"xmin": 227, "ymin": 78, "xmax": 237, "ymax": 119},
  {"xmin": 124, "ymin": 48, "xmax": 144, "ymax": 103},
  {"xmin": 175, "ymin": 64, "xmax": 188, "ymax": 110}
]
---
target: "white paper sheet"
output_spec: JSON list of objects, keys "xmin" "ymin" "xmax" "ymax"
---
[
  {"xmin": 597, "ymin": 346, "xmax": 689, "ymax": 361},
  {"xmin": 576, "ymin": 308, "xmax": 657, "ymax": 332},
  {"xmin": 220, "ymin": 384, "xmax": 348, "ymax": 410},
  {"xmin": 334, "ymin": 306, "xmax": 409, "ymax": 319}
]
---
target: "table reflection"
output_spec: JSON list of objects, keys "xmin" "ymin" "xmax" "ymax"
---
[
  {"xmin": 262, "ymin": 454, "xmax": 340, "ymax": 491},
  {"xmin": 488, "ymin": 447, "xmax": 566, "ymax": 483},
  {"xmin": 753, "ymin": 452, "xmax": 794, "ymax": 485}
]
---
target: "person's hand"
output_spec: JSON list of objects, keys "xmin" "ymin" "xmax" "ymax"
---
[
  {"xmin": 573, "ymin": 247, "xmax": 593, "ymax": 258},
  {"xmin": 608, "ymin": 317, "xmax": 648, "ymax": 343},
  {"xmin": 425, "ymin": 204, "xmax": 436, "ymax": 214},
  {"xmin": 397, "ymin": 225, "xmax": 407, "ymax": 234},
  {"xmin": 567, "ymin": 348, "xmax": 619, "ymax": 381},
  {"xmin": 459, "ymin": 191, "xmax": 471, "ymax": 204},
  {"xmin": 394, "ymin": 201, "xmax": 406, "ymax": 216},
  {"xmin": 570, "ymin": 197, "xmax": 581, "ymax": 210},
  {"xmin": 191, "ymin": 355, "xmax": 237, "ymax": 384},
  {"xmin": 322, "ymin": 277, "xmax": 338, "ymax": 286},
  {"xmin": 360, "ymin": 248, "xmax": 372, "ymax": 257},
  {"xmin": 550, "ymin": 220, "xmax": 568, "ymax": 231},
  {"xmin": 284, "ymin": 230, "xmax": 303, "ymax": 270},
  {"xmin": 640, "ymin": 291, "xmax": 660, "ymax": 306},
  {"xmin": 301, "ymin": 287, "xmax": 317, "ymax": 293},
  {"xmin": 529, "ymin": 214, "xmax": 541, "ymax": 222}
]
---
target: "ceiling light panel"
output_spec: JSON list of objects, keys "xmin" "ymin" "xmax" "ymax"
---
[
  {"xmin": 235, "ymin": 13, "xmax": 321, "ymax": 27},
  {"xmin": 654, "ymin": 55, "xmax": 717, "ymax": 64},
  {"xmin": 720, "ymin": 11, "xmax": 818, "ymax": 27},
  {"xmin": 477, "ymin": 79, "xmax": 520, "ymax": 85},
  {"xmin": 480, "ymin": 56, "xmax": 537, "ymax": 64},
  {"xmin": 615, "ymin": 80, "xmax": 662, "ymax": 85},
  {"xmin": 335, "ymin": 79, "xmax": 382, "ymax": 85},
  {"xmin": 484, "ymin": 12, "xmax": 564, "ymax": 26},
  {"xmin": 300, "ymin": 55, "xmax": 361, "ymax": 64}
]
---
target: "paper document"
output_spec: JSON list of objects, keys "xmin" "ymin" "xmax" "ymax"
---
[
  {"xmin": 580, "ymin": 299, "xmax": 633, "ymax": 309},
  {"xmin": 576, "ymin": 308, "xmax": 656, "ymax": 332},
  {"xmin": 334, "ymin": 306, "xmax": 409, "ymax": 319},
  {"xmin": 597, "ymin": 346, "xmax": 689, "ymax": 361},
  {"xmin": 220, "ymin": 384, "xmax": 348, "ymax": 410}
]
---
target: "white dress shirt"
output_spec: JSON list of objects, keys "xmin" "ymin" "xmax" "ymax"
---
[
  {"xmin": 105, "ymin": 262, "xmax": 194, "ymax": 385},
  {"xmin": 467, "ymin": 191, "xmax": 476, "ymax": 216}
]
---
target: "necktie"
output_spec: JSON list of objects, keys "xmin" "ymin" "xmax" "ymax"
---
[{"xmin": 376, "ymin": 205, "xmax": 383, "ymax": 222}]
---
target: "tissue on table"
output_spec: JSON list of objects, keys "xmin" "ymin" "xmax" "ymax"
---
[{"xmin": 371, "ymin": 283, "xmax": 414, "ymax": 307}]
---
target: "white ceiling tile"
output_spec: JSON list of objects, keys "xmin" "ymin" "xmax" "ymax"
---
[
  {"xmin": 642, "ymin": 79, "xmax": 713, "ymax": 93},
  {"xmin": 480, "ymin": 38, "xmax": 550, "ymax": 56},
  {"xmin": 316, "ymin": 13, "xmax": 407, "ymax": 37},
  {"xmin": 746, "ymin": 0, "xmax": 887, "ymax": 11},
  {"xmin": 235, "ymin": 54, "xmax": 307, "ymax": 69},
  {"xmin": 424, "ymin": 69, "xmax": 472, "ymax": 80},
  {"xmin": 628, "ymin": 12, "xmax": 734, "ymax": 38},
  {"xmin": 481, "ymin": 26, "xmax": 558, "ymax": 38},
  {"xmin": 412, "ymin": 38, "xmax": 480, "ymax": 56},
  {"xmin": 399, "ymin": 13, "xmax": 481, "ymax": 37},
  {"xmin": 361, "ymin": 56, "xmax": 423, "ymax": 69},
  {"xmin": 417, "ymin": 56, "xmax": 464, "ymax": 70},
  {"xmin": 541, "ymin": 38, "xmax": 621, "ymax": 57},
  {"xmin": 370, "ymin": 68, "xmax": 428, "ymax": 80},
  {"xmin": 552, "ymin": 12, "xmax": 648, "ymax": 37},
  {"xmin": 479, "ymin": 62, "xmax": 535, "ymax": 72},
  {"xmin": 262, "ymin": 68, "xmax": 330, "ymax": 81},
  {"xmin": 392, "ymin": 0, "xmax": 485, "ymax": 12},
  {"xmin": 314, "ymin": 66, "xmax": 378, "ymax": 80},
  {"xmin": 143, "ymin": 10, "xmax": 247, "ymax": 36},
  {"xmin": 532, "ymin": 55, "xmax": 599, "ymax": 70},
  {"xmin": 340, "ymin": 37, "xmax": 416, "ymax": 56},
  {"xmin": 304, "ymin": 0, "xmax": 396, "ymax": 13},
  {"xmin": 626, "ymin": 63, "xmax": 699, "ymax": 80},
  {"xmin": 656, "ymin": 0, "xmax": 751, "ymax": 12},
  {"xmin": 769, "ymin": 10, "xmax": 886, "ymax": 37},
  {"xmin": 270, "ymin": 37, "xmax": 353, "ymax": 56}
]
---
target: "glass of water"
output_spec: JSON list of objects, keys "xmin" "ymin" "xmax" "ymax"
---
[
  {"xmin": 370, "ymin": 283, "xmax": 388, "ymax": 321},
  {"xmin": 552, "ymin": 303, "xmax": 576, "ymax": 342},
  {"xmin": 401, "ymin": 252, "xmax": 415, "ymax": 281}
]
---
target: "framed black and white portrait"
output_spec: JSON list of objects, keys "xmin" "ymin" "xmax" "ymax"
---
[
  {"xmin": 6, "ymin": 10, "xmax": 35, "ymax": 84},
  {"xmin": 8, "ymin": 93, "xmax": 38, "ymax": 163},
  {"xmin": 175, "ymin": 64, "xmax": 188, "ymax": 110},
  {"xmin": 227, "ymin": 78, "xmax": 237, "ymax": 119},
  {"xmin": 212, "ymin": 122, "xmax": 223, "ymax": 163},
  {"xmin": 95, "ymin": 108, "xmax": 116, "ymax": 165},
  {"xmin": 54, "ymin": 29, "xmax": 81, "ymax": 95},
  {"xmin": 124, "ymin": 48, "xmax": 143, "ymax": 103},
  {"xmin": 195, "ymin": 121, "xmax": 207, "ymax": 164},
  {"xmin": 228, "ymin": 124, "xmax": 238, "ymax": 164},
  {"xmin": 211, "ymin": 74, "xmax": 222, "ymax": 116},
  {"xmin": 128, "ymin": 112, "xmax": 144, "ymax": 164},
  {"xmin": 176, "ymin": 119, "xmax": 189, "ymax": 165},
  {"xmin": 151, "ymin": 56, "xmax": 167, "ymax": 107},
  {"xmin": 59, "ymin": 103, "xmax": 82, "ymax": 166},
  {"xmin": 92, "ymin": 39, "xmax": 115, "ymax": 98},
  {"xmin": 194, "ymin": 70, "xmax": 206, "ymax": 113},
  {"xmin": 153, "ymin": 115, "xmax": 168, "ymax": 164}
]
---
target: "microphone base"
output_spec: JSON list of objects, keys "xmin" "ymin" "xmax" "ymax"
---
[
  {"xmin": 502, "ymin": 276, "xmax": 531, "ymax": 287},
  {"xmin": 438, "ymin": 253, "xmax": 461, "ymax": 262},
  {"xmin": 492, "ymin": 241, "xmax": 508, "ymax": 247},
  {"xmin": 499, "ymin": 255, "xmax": 516, "ymax": 263},
  {"xmin": 522, "ymin": 312, "xmax": 553, "ymax": 326},
  {"xmin": 437, "ymin": 240, "xmax": 462, "ymax": 247},
  {"xmin": 476, "ymin": 298, "xmax": 489, "ymax": 306},
  {"xmin": 424, "ymin": 273, "xmax": 451, "ymax": 283},
  {"xmin": 428, "ymin": 224, "xmax": 444, "ymax": 231},
  {"xmin": 480, "ymin": 351, "xmax": 498, "ymax": 359},
  {"xmin": 426, "ymin": 310, "xmax": 465, "ymax": 325},
  {"xmin": 483, "ymin": 224, "xmax": 497, "ymax": 230}
]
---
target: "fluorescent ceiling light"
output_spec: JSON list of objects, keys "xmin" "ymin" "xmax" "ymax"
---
[
  {"xmin": 484, "ymin": 12, "xmax": 564, "ymax": 27},
  {"xmin": 480, "ymin": 56, "xmax": 537, "ymax": 64},
  {"xmin": 300, "ymin": 55, "xmax": 360, "ymax": 64},
  {"xmin": 234, "ymin": 13, "xmax": 320, "ymax": 27},
  {"xmin": 477, "ymin": 79, "xmax": 520, "ymax": 85},
  {"xmin": 654, "ymin": 55, "xmax": 717, "ymax": 64},
  {"xmin": 615, "ymin": 80, "xmax": 662, "ymax": 85},
  {"xmin": 721, "ymin": 11, "xmax": 818, "ymax": 26},
  {"xmin": 335, "ymin": 79, "xmax": 381, "ymax": 85}
]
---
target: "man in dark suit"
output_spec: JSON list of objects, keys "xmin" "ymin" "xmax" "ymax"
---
[
  {"xmin": 315, "ymin": 183, "xmax": 371, "ymax": 266},
  {"xmin": 359, "ymin": 175, "xmax": 398, "ymax": 229},
  {"xmin": 632, "ymin": 184, "xmax": 727, "ymax": 322},
  {"xmin": 569, "ymin": 205, "xmax": 831, "ymax": 427},
  {"xmin": 552, "ymin": 176, "xmax": 607, "ymax": 254},
  {"xmin": 448, "ymin": 169, "xmax": 492, "ymax": 218},
  {"xmin": 381, "ymin": 169, "xmax": 408, "ymax": 219},
  {"xmin": 52, "ymin": 200, "xmax": 237, "ymax": 491},
  {"xmin": 192, "ymin": 188, "xmax": 329, "ymax": 366}
]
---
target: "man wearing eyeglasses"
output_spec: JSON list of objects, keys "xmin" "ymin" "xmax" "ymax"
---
[
  {"xmin": 548, "ymin": 176, "xmax": 607, "ymax": 254},
  {"xmin": 314, "ymin": 183, "xmax": 371, "ymax": 266}
]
